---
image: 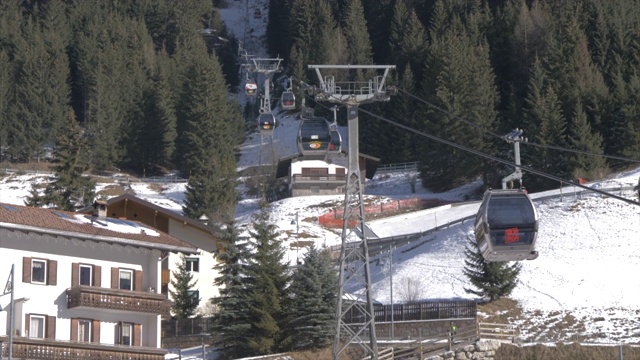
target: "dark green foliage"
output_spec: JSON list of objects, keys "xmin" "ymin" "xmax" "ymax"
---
[
  {"xmin": 342, "ymin": 0, "xmax": 373, "ymax": 67},
  {"xmin": 281, "ymin": 246, "xmax": 337, "ymax": 351},
  {"xmin": 568, "ymin": 101, "xmax": 607, "ymax": 180},
  {"xmin": 179, "ymin": 42, "xmax": 242, "ymax": 223},
  {"xmin": 40, "ymin": 111, "xmax": 95, "ymax": 211},
  {"xmin": 463, "ymin": 238, "xmax": 521, "ymax": 302},
  {"xmin": 243, "ymin": 209, "xmax": 289, "ymax": 356},
  {"xmin": 211, "ymin": 222, "xmax": 253, "ymax": 360},
  {"xmin": 169, "ymin": 255, "xmax": 200, "ymax": 319},
  {"xmin": 418, "ymin": 5, "xmax": 499, "ymax": 191},
  {"xmin": 521, "ymin": 60, "xmax": 570, "ymax": 190},
  {"xmin": 24, "ymin": 184, "xmax": 44, "ymax": 207}
]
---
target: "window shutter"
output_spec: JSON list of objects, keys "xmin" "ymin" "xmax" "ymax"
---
[
  {"xmin": 71, "ymin": 263, "xmax": 79, "ymax": 287},
  {"xmin": 47, "ymin": 260, "xmax": 57, "ymax": 286},
  {"xmin": 25, "ymin": 314, "xmax": 30, "ymax": 337},
  {"xmin": 116, "ymin": 321, "xmax": 122, "ymax": 344},
  {"xmin": 134, "ymin": 270, "xmax": 143, "ymax": 291},
  {"xmin": 46, "ymin": 316, "xmax": 56, "ymax": 339},
  {"xmin": 94, "ymin": 266, "xmax": 102, "ymax": 287},
  {"xmin": 133, "ymin": 324, "xmax": 142, "ymax": 346},
  {"xmin": 92, "ymin": 320, "xmax": 100, "ymax": 343},
  {"xmin": 22, "ymin": 257, "xmax": 31, "ymax": 283},
  {"xmin": 111, "ymin": 268, "xmax": 119, "ymax": 289},
  {"xmin": 70, "ymin": 318, "xmax": 79, "ymax": 341}
]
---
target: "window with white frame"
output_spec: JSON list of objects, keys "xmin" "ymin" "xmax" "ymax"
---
[
  {"xmin": 79, "ymin": 264, "xmax": 92, "ymax": 286},
  {"xmin": 30, "ymin": 315, "xmax": 45, "ymax": 338},
  {"xmin": 31, "ymin": 259, "xmax": 47, "ymax": 284},
  {"xmin": 119, "ymin": 269, "xmax": 133, "ymax": 290},
  {"xmin": 185, "ymin": 257, "xmax": 199, "ymax": 272},
  {"xmin": 78, "ymin": 319, "xmax": 91, "ymax": 342}
]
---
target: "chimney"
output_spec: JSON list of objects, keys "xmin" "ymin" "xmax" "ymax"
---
[{"xmin": 92, "ymin": 200, "xmax": 108, "ymax": 218}]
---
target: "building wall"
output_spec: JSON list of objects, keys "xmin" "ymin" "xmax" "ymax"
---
[
  {"xmin": 0, "ymin": 229, "xmax": 162, "ymax": 347},
  {"xmin": 164, "ymin": 220, "xmax": 220, "ymax": 315}
]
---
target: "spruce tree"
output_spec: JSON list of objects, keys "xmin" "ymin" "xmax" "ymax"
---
[
  {"xmin": 244, "ymin": 208, "xmax": 289, "ymax": 356},
  {"xmin": 568, "ymin": 101, "xmax": 607, "ymax": 180},
  {"xmin": 43, "ymin": 110, "xmax": 95, "ymax": 210},
  {"xmin": 169, "ymin": 255, "xmax": 200, "ymax": 319},
  {"xmin": 211, "ymin": 222, "xmax": 253, "ymax": 360},
  {"xmin": 179, "ymin": 39, "xmax": 242, "ymax": 222},
  {"xmin": 282, "ymin": 246, "xmax": 337, "ymax": 351},
  {"xmin": 463, "ymin": 237, "xmax": 521, "ymax": 302}
]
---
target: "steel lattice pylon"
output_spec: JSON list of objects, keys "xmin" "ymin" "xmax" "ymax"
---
[{"xmin": 307, "ymin": 65, "xmax": 396, "ymax": 360}]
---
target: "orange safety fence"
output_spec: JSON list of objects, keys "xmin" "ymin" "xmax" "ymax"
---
[{"xmin": 318, "ymin": 198, "xmax": 452, "ymax": 228}]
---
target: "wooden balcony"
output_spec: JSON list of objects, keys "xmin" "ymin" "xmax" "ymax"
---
[
  {"xmin": 66, "ymin": 286, "xmax": 172, "ymax": 317},
  {"xmin": 292, "ymin": 174, "xmax": 347, "ymax": 183},
  {"xmin": 0, "ymin": 336, "xmax": 166, "ymax": 360}
]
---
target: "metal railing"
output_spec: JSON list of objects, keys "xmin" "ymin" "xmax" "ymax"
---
[{"xmin": 376, "ymin": 161, "xmax": 418, "ymax": 174}]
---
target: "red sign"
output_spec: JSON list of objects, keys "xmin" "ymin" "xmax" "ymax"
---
[{"xmin": 505, "ymin": 228, "xmax": 520, "ymax": 243}]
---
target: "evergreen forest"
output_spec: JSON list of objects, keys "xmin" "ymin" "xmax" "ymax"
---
[
  {"xmin": 3, "ymin": 0, "xmax": 640, "ymax": 217},
  {"xmin": 270, "ymin": 0, "xmax": 640, "ymax": 192}
]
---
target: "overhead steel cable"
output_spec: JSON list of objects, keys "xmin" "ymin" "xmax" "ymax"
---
[
  {"xmin": 396, "ymin": 87, "xmax": 640, "ymax": 164},
  {"xmin": 353, "ymin": 104, "xmax": 640, "ymax": 207}
]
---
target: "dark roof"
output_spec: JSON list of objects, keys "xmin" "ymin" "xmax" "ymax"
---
[
  {"xmin": 79, "ymin": 193, "xmax": 215, "ymax": 235},
  {"xmin": 0, "ymin": 203, "xmax": 197, "ymax": 254}
]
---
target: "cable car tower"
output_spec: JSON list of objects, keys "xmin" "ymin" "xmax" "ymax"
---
[
  {"xmin": 242, "ymin": 56, "xmax": 283, "ymax": 136},
  {"xmin": 307, "ymin": 64, "xmax": 396, "ymax": 360}
]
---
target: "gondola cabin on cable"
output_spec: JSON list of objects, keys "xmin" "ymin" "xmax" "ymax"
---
[
  {"xmin": 474, "ymin": 188, "xmax": 539, "ymax": 262},
  {"xmin": 257, "ymin": 113, "xmax": 276, "ymax": 135},
  {"xmin": 245, "ymin": 80, "xmax": 257, "ymax": 96},
  {"xmin": 281, "ymin": 91, "xmax": 296, "ymax": 110},
  {"xmin": 297, "ymin": 117, "xmax": 331, "ymax": 156}
]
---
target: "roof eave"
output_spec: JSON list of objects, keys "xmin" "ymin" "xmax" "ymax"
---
[{"xmin": 0, "ymin": 222, "xmax": 198, "ymax": 255}]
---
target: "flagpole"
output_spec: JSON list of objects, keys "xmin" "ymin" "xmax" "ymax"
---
[{"xmin": 9, "ymin": 264, "xmax": 14, "ymax": 360}]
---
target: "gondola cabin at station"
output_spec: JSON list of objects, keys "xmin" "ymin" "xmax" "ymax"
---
[
  {"xmin": 281, "ymin": 91, "xmax": 295, "ymax": 110},
  {"xmin": 297, "ymin": 117, "xmax": 332, "ymax": 156},
  {"xmin": 245, "ymin": 81, "xmax": 257, "ymax": 96},
  {"xmin": 474, "ymin": 188, "xmax": 539, "ymax": 262},
  {"xmin": 257, "ymin": 113, "xmax": 276, "ymax": 135}
]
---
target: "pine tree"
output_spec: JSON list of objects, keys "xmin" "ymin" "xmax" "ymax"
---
[
  {"xmin": 342, "ymin": 0, "xmax": 373, "ymax": 68},
  {"xmin": 281, "ymin": 246, "xmax": 337, "ymax": 351},
  {"xmin": 418, "ymin": 9, "xmax": 498, "ymax": 191},
  {"xmin": 568, "ymin": 101, "xmax": 607, "ymax": 180},
  {"xmin": 0, "ymin": 51, "xmax": 11, "ymax": 156},
  {"xmin": 463, "ymin": 237, "xmax": 521, "ymax": 302},
  {"xmin": 43, "ymin": 110, "xmax": 95, "ymax": 210},
  {"xmin": 169, "ymin": 255, "xmax": 200, "ymax": 319},
  {"xmin": 179, "ymin": 39, "xmax": 242, "ymax": 222},
  {"xmin": 244, "ymin": 209, "xmax": 289, "ymax": 355},
  {"xmin": 24, "ymin": 184, "xmax": 44, "ymax": 207},
  {"xmin": 211, "ymin": 222, "xmax": 253, "ymax": 360}
]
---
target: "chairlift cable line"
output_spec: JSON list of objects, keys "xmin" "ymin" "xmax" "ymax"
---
[
  {"xmin": 396, "ymin": 87, "xmax": 640, "ymax": 164},
  {"xmin": 355, "ymin": 106, "xmax": 640, "ymax": 207}
]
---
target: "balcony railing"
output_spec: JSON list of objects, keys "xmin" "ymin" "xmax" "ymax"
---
[
  {"xmin": 66, "ymin": 286, "xmax": 172, "ymax": 317},
  {"xmin": 292, "ymin": 174, "xmax": 346, "ymax": 183},
  {"xmin": 0, "ymin": 336, "xmax": 166, "ymax": 360}
]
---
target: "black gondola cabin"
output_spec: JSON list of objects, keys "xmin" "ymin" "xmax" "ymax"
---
[
  {"xmin": 258, "ymin": 113, "xmax": 276, "ymax": 135},
  {"xmin": 474, "ymin": 189, "xmax": 539, "ymax": 262}
]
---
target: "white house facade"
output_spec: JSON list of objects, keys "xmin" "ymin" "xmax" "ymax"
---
[
  {"xmin": 78, "ymin": 194, "xmax": 222, "ymax": 316},
  {"xmin": 0, "ymin": 202, "xmax": 196, "ymax": 359}
]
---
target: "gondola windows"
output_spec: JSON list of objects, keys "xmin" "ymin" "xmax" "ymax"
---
[{"xmin": 281, "ymin": 92, "xmax": 295, "ymax": 110}]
